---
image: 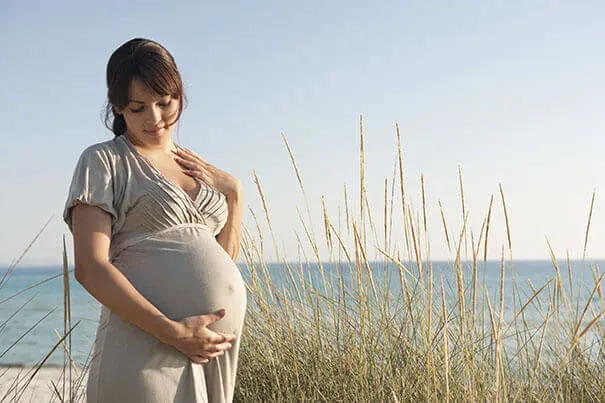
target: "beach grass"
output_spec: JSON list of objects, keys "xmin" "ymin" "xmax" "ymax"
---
[
  {"xmin": 234, "ymin": 118, "xmax": 604, "ymax": 402},
  {"xmin": 1, "ymin": 117, "xmax": 604, "ymax": 401}
]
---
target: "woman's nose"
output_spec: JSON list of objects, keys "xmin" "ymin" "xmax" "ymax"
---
[{"xmin": 146, "ymin": 106, "xmax": 162, "ymax": 125}]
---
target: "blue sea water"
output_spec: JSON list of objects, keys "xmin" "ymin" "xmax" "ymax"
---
[{"xmin": 0, "ymin": 260, "xmax": 602, "ymax": 367}]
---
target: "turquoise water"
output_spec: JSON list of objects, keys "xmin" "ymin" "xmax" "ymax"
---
[{"xmin": 0, "ymin": 260, "xmax": 602, "ymax": 366}]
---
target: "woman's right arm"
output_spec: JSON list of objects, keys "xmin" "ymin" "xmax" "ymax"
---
[{"xmin": 71, "ymin": 203, "xmax": 235, "ymax": 363}]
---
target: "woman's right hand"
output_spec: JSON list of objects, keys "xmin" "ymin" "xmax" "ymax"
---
[{"xmin": 167, "ymin": 309, "xmax": 237, "ymax": 364}]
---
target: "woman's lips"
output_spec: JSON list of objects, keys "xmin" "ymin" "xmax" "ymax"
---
[{"xmin": 144, "ymin": 127, "xmax": 164, "ymax": 135}]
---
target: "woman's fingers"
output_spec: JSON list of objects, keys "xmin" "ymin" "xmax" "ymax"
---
[
  {"xmin": 191, "ymin": 355, "xmax": 209, "ymax": 364},
  {"xmin": 214, "ymin": 341, "xmax": 233, "ymax": 352},
  {"xmin": 174, "ymin": 156, "xmax": 198, "ymax": 169},
  {"xmin": 207, "ymin": 333, "xmax": 227, "ymax": 344},
  {"xmin": 190, "ymin": 347, "xmax": 227, "ymax": 363},
  {"xmin": 200, "ymin": 350, "xmax": 226, "ymax": 359},
  {"xmin": 221, "ymin": 333, "xmax": 237, "ymax": 343},
  {"xmin": 206, "ymin": 331, "xmax": 236, "ymax": 345},
  {"xmin": 183, "ymin": 169, "xmax": 203, "ymax": 178},
  {"xmin": 175, "ymin": 147, "xmax": 206, "ymax": 164}
]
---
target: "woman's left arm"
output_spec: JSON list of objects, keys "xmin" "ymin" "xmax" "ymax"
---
[{"xmin": 215, "ymin": 187, "xmax": 243, "ymax": 261}]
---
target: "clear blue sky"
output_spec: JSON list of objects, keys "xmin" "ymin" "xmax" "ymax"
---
[{"xmin": 2, "ymin": 1, "xmax": 605, "ymax": 266}]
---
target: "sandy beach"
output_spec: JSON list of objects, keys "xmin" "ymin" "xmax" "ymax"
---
[{"xmin": 0, "ymin": 365, "xmax": 87, "ymax": 402}]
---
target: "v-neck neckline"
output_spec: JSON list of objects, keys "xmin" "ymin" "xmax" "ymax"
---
[{"xmin": 120, "ymin": 135, "xmax": 203, "ymax": 205}]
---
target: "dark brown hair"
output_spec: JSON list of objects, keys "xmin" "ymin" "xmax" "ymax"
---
[{"xmin": 104, "ymin": 38, "xmax": 186, "ymax": 136}]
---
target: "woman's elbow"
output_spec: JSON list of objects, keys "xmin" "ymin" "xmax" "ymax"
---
[
  {"xmin": 74, "ymin": 259, "xmax": 96, "ymax": 284},
  {"xmin": 74, "ymin": 263, "xmax": 87, "ymax": 284}
]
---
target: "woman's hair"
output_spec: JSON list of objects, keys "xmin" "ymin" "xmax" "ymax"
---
[{"xmin": 104, "ymin": 38, "xmax": 186, "ymax": 136}]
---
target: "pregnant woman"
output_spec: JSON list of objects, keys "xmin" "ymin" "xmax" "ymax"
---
[{"xmin": 63, "ymin": 38, "xmax": 247, "ymax": 402}]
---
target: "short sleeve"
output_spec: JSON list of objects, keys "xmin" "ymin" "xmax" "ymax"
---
[{"xmin": 63, "ymin": 146, "xmax": 118, "ymax": 234}]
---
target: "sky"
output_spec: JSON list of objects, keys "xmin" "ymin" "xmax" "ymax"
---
[{"xmin": 2, "ymin": 1, "xmax": 605, "ymax": 267}]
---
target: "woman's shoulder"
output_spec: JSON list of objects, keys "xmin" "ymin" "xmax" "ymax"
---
[
  {"xmin": 79, "ymin": 136, "xmax": 125, "ymax": 159},
  {"xmin": 75, "ymin": 136, "xmax": 129, "ymax": 169}
]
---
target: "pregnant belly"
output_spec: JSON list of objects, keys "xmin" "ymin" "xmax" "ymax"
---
[{"xmin": 111, "ymin": 225, "xmax": 247, "ymax": 335}]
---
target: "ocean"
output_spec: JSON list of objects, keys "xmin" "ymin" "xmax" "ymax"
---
[{"xmin": 0, "ymin": 260, "xmax": 602, "ymax": 367}]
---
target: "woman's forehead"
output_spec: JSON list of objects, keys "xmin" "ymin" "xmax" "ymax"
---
[{"xmin": 128, "ymin": 79, "xmax": 170, "ymax": 103}]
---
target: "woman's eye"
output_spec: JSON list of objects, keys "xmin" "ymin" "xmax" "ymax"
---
[
  {"xmin": 159, "ymin": 100, "xmax": 172, "ymax": 108},
  {"xmin": 129, "ymin": 107, "xmax": 144, "ymax": 113}
]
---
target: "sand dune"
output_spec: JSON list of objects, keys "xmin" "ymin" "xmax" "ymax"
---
[{"xmin": 0, "ymin": 365, "xmax": 88, "ymax": 402}]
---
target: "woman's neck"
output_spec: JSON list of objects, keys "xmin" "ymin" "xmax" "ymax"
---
[{"xmin": 125, "ymin": 131, "xmax": 177, "ymax": 155}]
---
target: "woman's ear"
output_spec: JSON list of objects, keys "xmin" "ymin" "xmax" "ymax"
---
[{"xmin": 113, "ymin": 106, "xmax": 123, "ymax": 116}]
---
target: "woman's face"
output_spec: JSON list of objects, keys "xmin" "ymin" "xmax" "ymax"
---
[{"xmin": 118, "ymin": 78, "xmax": 180, "ymax": 141}]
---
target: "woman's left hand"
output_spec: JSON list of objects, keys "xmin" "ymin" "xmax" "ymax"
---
[{"xmin": 173, "ymin": 147, "xmax": 242, "ymax": 197}]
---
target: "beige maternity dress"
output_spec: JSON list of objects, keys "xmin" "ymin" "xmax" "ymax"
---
[{"xmin": 63, "ymin": 135, "xmax": 247, "ymax": 403}]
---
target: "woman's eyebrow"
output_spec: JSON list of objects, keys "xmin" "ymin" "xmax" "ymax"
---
[{"xmin": 128, "ymin": 97, "xmax": 169, "ymax": 104}]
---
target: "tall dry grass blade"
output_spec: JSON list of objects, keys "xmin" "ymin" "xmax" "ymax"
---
[
  {"xmin": 0, "ymin": 294, "xmax": 36, "ymax": 335},
  {"xmin": 499, "ymin": 183, "xmax": 519, "ymax": 366},
  {"xmin": 533, "ymin": 303, "xmax": 551, "ymax": 375},
  {"xmin": 458, "ymin": 165, "xmax": 468, "ymax": 260},
  {"xmin": 0, "ymin": 309, "xmax": 56, "ymax": 361},
  {"xmin": 407, "ymin": 205, "xmax": 423, "ymax": 282},
  {"xmin": 376, "ymin": 248, "xmax": 414, "ymax": 277},
  {"xmin": 438, "ymin": 200, "xmax": 451, "ymax": 253},
  {"xmin": 247, "ymin": 207, "xmax": 264, "ymax": 259},
  {"xmin": 321, "ymin": 195, "xmax": 333, "ymax": 251},
  {"xmin": 352, "ymin": 223, "xmax": 378, "ymax": 302},
  {"xmin": 583, "ymin": 190, "xmax": 596, "ymax": 261},
  {"xmin": 395, "ymin": 122, "xmax": 413, "ymax": 261},
  {"xmin": 427, "ymin": 258, "xmax": 436, "ymax": 397},
  {"xmin": 474, "ymin": 218, "xmax": 486, "ymax": 260},
  {"xmin": 253, "ymin": 171, "xmax": 281, "ymax": 263},
  {"xmin": 472, "ymin": 220, "xmax": 486, "ymax": 323},
  {"xmin": 363, "ymin": 189, "xmax": 380, "ymax": 259},
  {"xmin": 401, "ymin": 275, "xmax": 416, "ymax": 347},
  {"xmin": 248, "ymin": 204, "xmax": 275, "ymax": 304},
  {"xmin": 282, "ymin": 133, "xmax": 318, "ymax": 246},
  {"xmin": 329, "ymin": 223, "xmax": 356, "ymax": 271},
  {"xmin": 396, "ymin": 123, "xmax": 406, "ymax": 221},
  {"xmin": 484, "ymin": 195, "xmax": 494, "ymax": 264},
  {"xmin": 344, "ymin": 184, "xmax": 351, "ymax": 236},
  {"xmin": 497, "ymin": 245, "xmax": 506, "ymax": 401},
  {"xmin": 591, "ymin": 264, "xmax": 604, "ymax": 307},
  {"xmin": 561, "ymin": 310, "xmax": 605, "ymax": 369},
  {"xmin": 359, "ymin": 114, "xmax": 366, "ymax": 247},
  {"xmin": 7, "ymin": 321, "xmax": 80, "ymax": 403},
  {"xmin": 454, "ymin": 213, "xmax": 469, "ymax": 340},
  {"xmin": 421, "ymin": 173, "xmax": 427, "ymax": 233},
  {"xmin": 382, "ymin": 177, "xmax": 390, "ymax": 309},
  {"xmin": 567, "ymin": 249, "xmax": 574, "ymax": 307},
  {"xmin": 572, "ymin": 272, "xmax": 605, "ymax": 339},
  {"xmin": 52, "ymin": 329, "xmax": 80, "ymax": 377},
  {"xmin": 296, "ymin": 207, "xmax": 329, "ymax": 296},
  {"xmin": 0, "ymin": 215, "xmax": 54, "ymax": 290},
  {"xmin": 0, "ymin": 273, "xmax": 63, "ymax": 305},
  {"xmin": 498, "ymin": 246, "xmax": 505, "ymax": 336},
  {"xmin": 384, "ymin": 177, "xmax": 388, "ymax": 255},
  {"xmin": 62, "ymin": 235, "xmax": 73, "ymax": 401},
  {"xmin": 282, "ymin": 261, "xmax": 303, "ymax": 306},
  {"xmin": 49, "ymin": 379, "xmax": 64, "ymax": 402},
  {"xmin": 441, "ymin": 277, "xmax": 449, "ymax": 403},
  {"xmin": 388, "ymin": 163, "xmax": 397, "ymax": 254},
  {"xmin": 508, "ymin": 279, "xmax": 553, "ymax": 327},
  {"xmin": 499, "ymin": 184, "xmax": 512, "ymax": 253},
  {"xmin": 576, "ymin": 310, "xmax": 605, "ymax": 341},
  {"xmin": 545, "ymin": 236, "xmax": 570, "ymax": 311},
  {"xmin": 484, "ymin": 285, "xmax": 497, "ymax": 342}
]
